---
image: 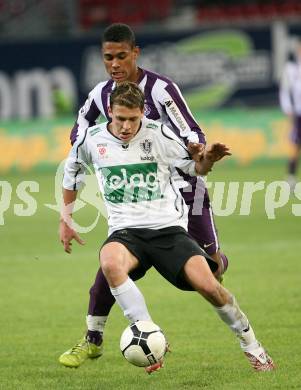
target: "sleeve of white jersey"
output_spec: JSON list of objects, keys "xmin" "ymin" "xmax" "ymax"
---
[
  {"xmin": 160, "ymin": 124, "xmax": 199, "ymax": 176},
  {"xmin": 63, "ymin": 130, "xmax": 91, "ymax": 191},
  {"xmin": 156, "ymin": 80, "xmax": 206, "ymax": 144},
  {"xmin": 279, "ymin": 62, "xmax": 294, "ymax": 115}
]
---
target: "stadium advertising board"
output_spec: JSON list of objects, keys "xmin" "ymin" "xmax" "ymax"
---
[
  {"xmin": 0, "ymin": 109, "xmax": 291, "ymax": 172},
  {"xmin": 1, "ymin": 22, "xmax": 301, "ymax": 120},
  {"xmin": 0, "ymin": 22, "xmax": 300, "ymax": 171}
]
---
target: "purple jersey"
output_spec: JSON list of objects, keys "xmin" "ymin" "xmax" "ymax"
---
[{"xmin": 70, "ymin": 68, "xmax": 206, "ymax": 145}]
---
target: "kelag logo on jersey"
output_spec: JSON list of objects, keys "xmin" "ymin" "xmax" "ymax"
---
[{"xmin": 101, "ymin": 162, "xmax": 161, "ymax": 203}]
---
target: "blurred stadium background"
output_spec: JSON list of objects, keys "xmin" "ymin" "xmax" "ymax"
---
[
  {"xmin": 1, "ymin": 0, "xmax": 301, "ymax": 170},
  {"xmin": 1, "ymin": 2, "xmax": 301, "ymax": 389}
]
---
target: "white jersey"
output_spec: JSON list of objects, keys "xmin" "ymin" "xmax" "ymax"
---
[
  {"xmin": 279, "ymin": 60, "xmax": 301, "ymax": 116},
  {"xmin": 64, "ymin": 118, "xmax": 199, "ymax": 235}
]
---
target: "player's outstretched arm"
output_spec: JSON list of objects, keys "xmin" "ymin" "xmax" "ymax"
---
[
  {"xmin": 195, "ymin": 143, "xmax": 231, "ymax": 175},
  {"xmin": 59, "ymin": 189, "xmax": 85, "ymax": 254}
]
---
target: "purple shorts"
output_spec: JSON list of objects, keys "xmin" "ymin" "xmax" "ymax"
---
[
  {"xmin": 180, "ymin": 177, "xmax": 219, "ymax": 256},
  {"xmin": 290, "ymin": 116, "xmax": 301, "ymax": 145}
]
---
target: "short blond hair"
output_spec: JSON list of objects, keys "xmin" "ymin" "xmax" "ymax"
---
[{"xmin": 110, "ymin": 82, "xmax": 144, "ymax": 111}]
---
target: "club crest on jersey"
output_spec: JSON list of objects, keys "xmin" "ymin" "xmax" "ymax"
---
[
  {"xmin": 140, "ymin": 139, "xmax": 154, "ymax": 161},
  {"xmin": 97, "ymin": 143, "xmax": 108, "ymax": 158}
]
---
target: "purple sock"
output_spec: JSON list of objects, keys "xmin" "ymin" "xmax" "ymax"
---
[
  {"xmin": 88, "ymin": 267, "xmax": 115, "ymax": 316},
  {"xmin": 220, "ymin": 253, "xmax": 229, "ymax": 273},
  {"xmin": 86, "ymin": 330, "xmax": 103, "ymax": 346}
]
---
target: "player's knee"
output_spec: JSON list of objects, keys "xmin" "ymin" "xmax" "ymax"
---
[
  {"xmin": 184, "ymin": 255, "xmax": 218, "ymax": 295},
  {"xmin": 100, "ymin": 245, "xmax": 127, "ymax": 282},
  {"xmin": 101, "ymin": 255, "xmax": 124, "ymax": 279}
]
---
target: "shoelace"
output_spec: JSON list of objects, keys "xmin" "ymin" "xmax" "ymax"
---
[
  {"xmin": 245, "ymin": 351, "xmax": 274, "ymax": 371},
  {"xmin": 70, "ymin": 340, "xmax": 89, "ymax": 355}
]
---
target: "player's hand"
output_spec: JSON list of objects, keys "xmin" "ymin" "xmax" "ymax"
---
[
  {"xmin": 204, "ymin": 143, "xmax": 231, "ymax": 162},
  {"xmin": 59, "ymin": 219, "xmax": 85, "ymax": 254},
  {"xmin": 187, "ymin": 142, "xmax": 205, "ymax": 162}
]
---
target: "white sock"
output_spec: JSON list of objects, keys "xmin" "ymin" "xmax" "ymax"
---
[
  {"xmin": 110, "ymin": 277, "xmax": 151, "ymax": 323},
  {"xmin": 214, "ymin": 296, "xmax": 259, "ymax": 352},
  {"xmin": 287, "ymin": 175, "xmax": 297, "ymax": 191},
  {"xmin": 86, "ymin": 315, "xmax": 107, "ymax": 334}
]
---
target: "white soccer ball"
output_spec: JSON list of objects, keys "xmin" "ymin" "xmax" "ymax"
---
[{"xmin": 120, "ymin": 320, "xmax": 167, "ymax": 367}]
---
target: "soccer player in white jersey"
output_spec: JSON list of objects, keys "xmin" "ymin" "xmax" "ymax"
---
[
  {"xmin": 60, "ymin": 23, "xmax": 231, "ymax": 366},
  {"xmin": 280, "ymin": 39, "xmax": 301, "ymax": 191},
  {"xmin": 59, "ymin": 82, "xmax": 274, "ymax": 372}
]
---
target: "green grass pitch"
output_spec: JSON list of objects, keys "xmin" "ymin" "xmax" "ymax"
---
[{"xmin": 1, "ymin": 163, "xmax": 301, "ymax": 389}]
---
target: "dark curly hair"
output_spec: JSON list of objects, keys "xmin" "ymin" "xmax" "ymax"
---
[{"xmin": 102, "ymin": 23, "xmax": 136, "ymax": 48}]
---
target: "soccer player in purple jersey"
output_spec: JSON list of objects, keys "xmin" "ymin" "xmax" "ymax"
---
[
  {"xmin": 280, "ymin": 39, "xmax": 301, "ymax": 191},
  {"xmin": 59, "ymin": 23, "xmax": 229, "ymax": 367}
]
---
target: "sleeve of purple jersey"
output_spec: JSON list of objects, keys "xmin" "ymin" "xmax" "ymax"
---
[
  {"xmin": 162, "ymin": 82, "xmax": 206, "ymax": 144},
  {"xmin": 70, "ymin": 91, "xmax": 102, "ymax": 145}
]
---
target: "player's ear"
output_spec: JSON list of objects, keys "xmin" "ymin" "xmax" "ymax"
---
[
  {"xmin": 133, "ymin": 46, "xmax": 140, "ymax": 60},
  {"xmin": 108, "ymin": 106, "xmax": 112, "ymax": 118}
]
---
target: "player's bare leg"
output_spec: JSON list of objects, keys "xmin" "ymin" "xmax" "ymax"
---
[
  {"xmin": 100, "ymin": 242, "xmax": 151, "ymax": 321},
  {"xmin": 101, "ymin": 242, "xmax": 164, "ymax": 373},
  {"xmin": 183, "ymin": 256, "xmax": 275, "ymax": 371}
]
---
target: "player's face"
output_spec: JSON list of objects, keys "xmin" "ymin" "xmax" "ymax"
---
[
  {"xmin": 109, "ymin": 104, "xmax": 143, "ymax": 142},
  {"xmin": 102, "ymin": 42, "xmax": 140, "ymax": 83}
]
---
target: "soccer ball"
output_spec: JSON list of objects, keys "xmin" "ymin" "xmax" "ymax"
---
[{"xmin": 120, "ymin": 320, "xmax": 167, "ymax": 367}]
